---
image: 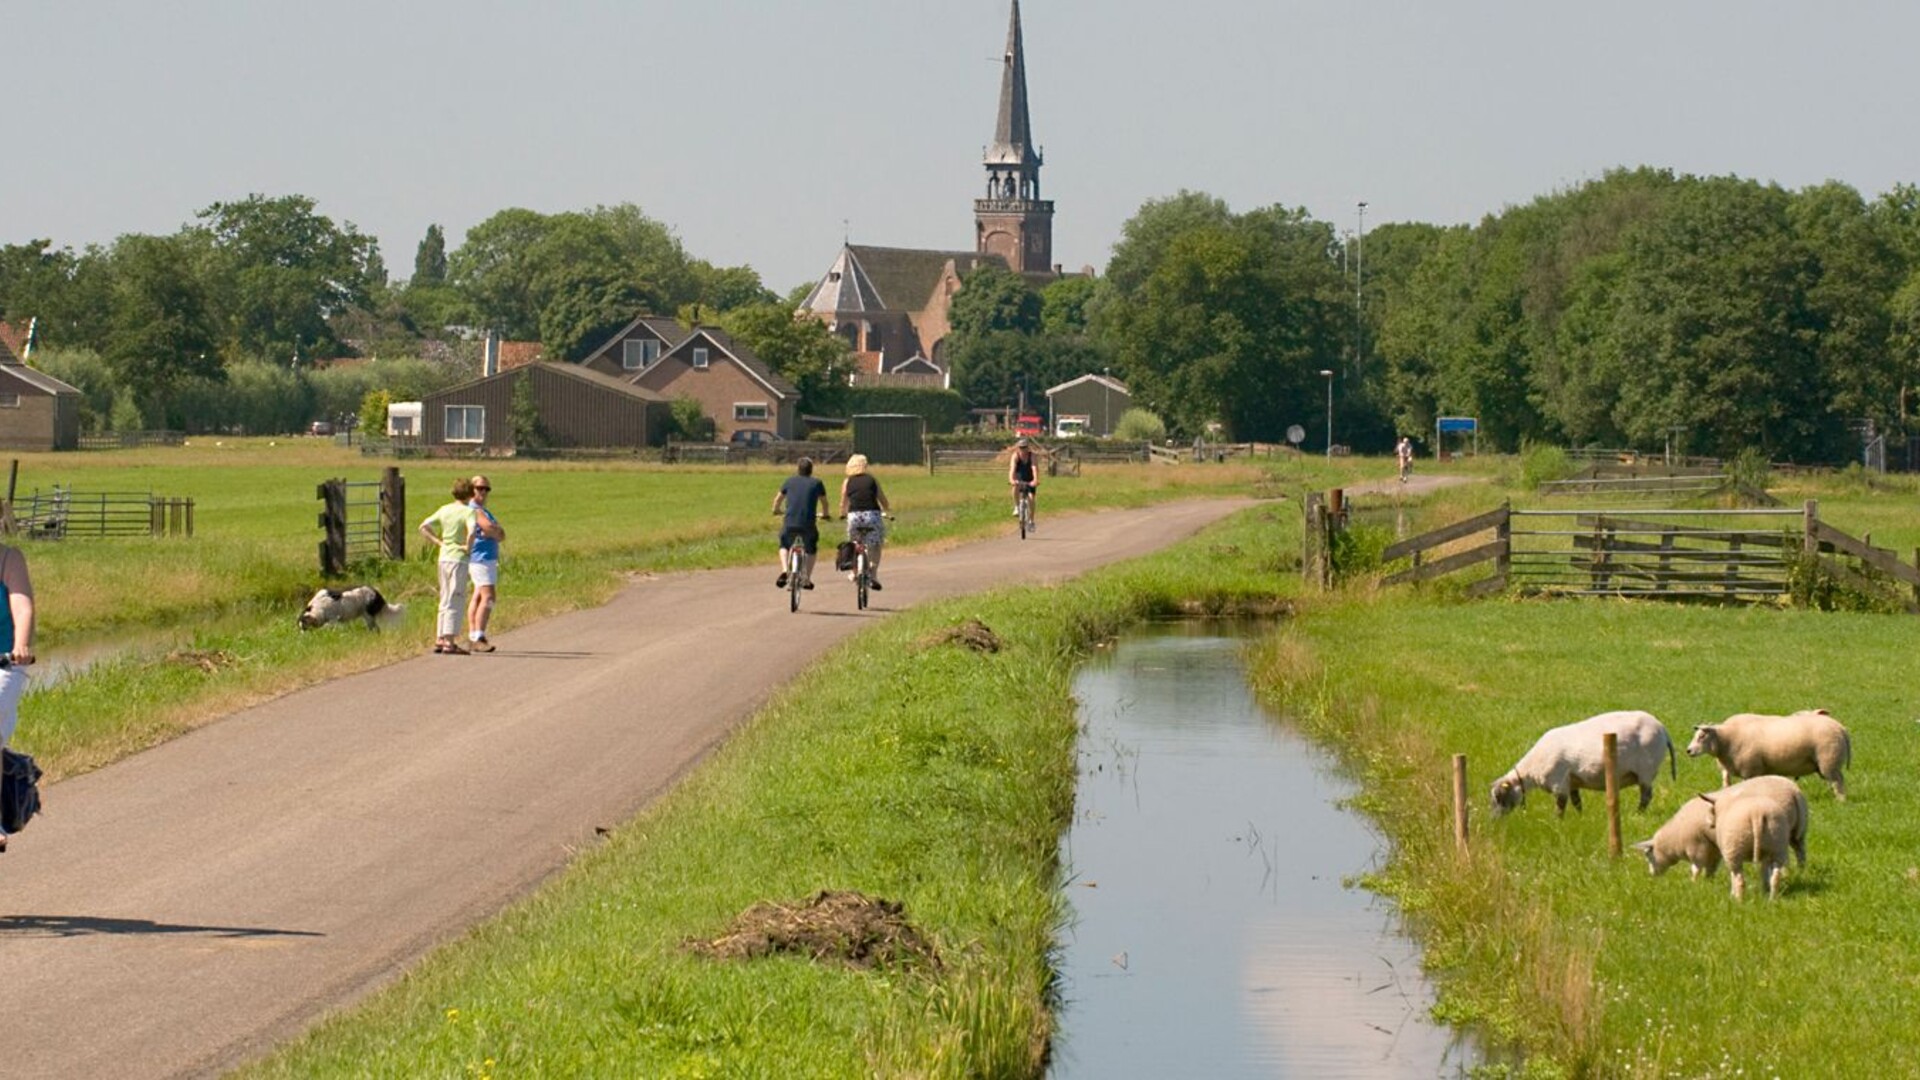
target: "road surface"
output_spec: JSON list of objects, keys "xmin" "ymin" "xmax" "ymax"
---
[{"xmin": 0, "ymin": 497, "xmax": 1256, "ymax": 1079}]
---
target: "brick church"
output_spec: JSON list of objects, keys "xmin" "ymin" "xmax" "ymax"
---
[{"xmin": 799, "ymin": 0, "xmax": 1068, "ymax": 384}]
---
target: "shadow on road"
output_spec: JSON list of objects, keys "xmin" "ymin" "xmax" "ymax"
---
[{"xmin": 0, "ymin": 914, "xmax": 325, "ymax": 939}]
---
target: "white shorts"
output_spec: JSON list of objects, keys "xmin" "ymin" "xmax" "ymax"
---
[
  {"xmin": 469, "ymin": 560, "xmax": 499, "ymax": 588},
  {"xmin": 0, "ymin": 665, "xmax": 29, "ymax": 746}
]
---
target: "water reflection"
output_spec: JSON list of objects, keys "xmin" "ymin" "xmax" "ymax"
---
[{"xmin": 1052, "ymin": 627, "xmax": 1476, "ymax": 1079}]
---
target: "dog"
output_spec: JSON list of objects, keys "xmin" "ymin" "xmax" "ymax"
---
[{"xmin": 298, "ymin": 586, "xmax": 403, "ymax": 631}]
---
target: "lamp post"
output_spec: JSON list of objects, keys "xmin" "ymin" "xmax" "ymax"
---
[
  {"xmin": 1320, "ymin": 369, "xmax": 1334, "ymax": 461},
  {"xmin": 1101, "ymin": 366, "xmax": 1112, "ymax": 437},
  {"xmin": 1355, "ymin": 201, "xmax": 1368, "ymax": 371}
]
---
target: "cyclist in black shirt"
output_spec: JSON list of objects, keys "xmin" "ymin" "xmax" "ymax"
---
[
  {"xmin": 1008, "ymin": 437, "xmax": 1039, "ymax": 527},
  {"xmin": 838, "ymin": 454, "xmax": 892, "ymax": 589}
]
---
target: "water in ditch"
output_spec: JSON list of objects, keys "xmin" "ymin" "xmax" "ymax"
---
[{"xmin": 1051, "ymin": 625, "xmax": 1479, "ymax": 1079}]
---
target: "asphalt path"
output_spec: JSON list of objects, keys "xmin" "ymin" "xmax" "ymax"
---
[{"xmin": 0, "ymin": 496, "xmax": 1256, "ymax": 1079}]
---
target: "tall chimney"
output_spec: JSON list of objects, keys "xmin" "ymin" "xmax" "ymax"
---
[{"xmin": 483, "ymin": 330, "xmax": 501, "ymax": 377}]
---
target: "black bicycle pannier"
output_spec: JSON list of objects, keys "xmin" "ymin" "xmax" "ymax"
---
[
  {"xmin": 834, "ymin": 540, "xmax": 858, "ymax": 572},
  {"xmin": 2, "ymin": 748, "xmax": 43, "ymax": 833}
]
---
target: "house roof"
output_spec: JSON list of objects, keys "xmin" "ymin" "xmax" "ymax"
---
[
  {"xmin": 1045, "ymin": 372, "xmax": 1129, "ymax": 398},
  {"xmin": 578, "ymin": 314, "xmax": 693, "ymax": 367},
  {"xmin": 431, "ymin": 361, "xmax": 668, "ymax": 403},
  {"xmin": 823, "ymin": 245, "xmax": 1010, "ymax": 313},
  {"xmin": 799, "ymin": 247, "xmax": 886, "ymax": 316},
  {"xmin": 0, "ymin": 321, "xmax": 29, "ymax": 360},
  {"xmin": 498, "ymin": 340, "xmax": 545, "ymax": 371},
  {"xmin": 659, "ymin": 328, "xmax": 800, "ymax": 400}
]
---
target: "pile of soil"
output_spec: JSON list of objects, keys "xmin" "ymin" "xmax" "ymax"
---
[
  {"xmin": 687, "ymin": 889, "xmax": 941, "ymax": 971},
  {"xmin": 920, "ymin": 617, "xmax": 1001, "ymax": 654},
  {"xmin": 166, "ymin": 648, "xmax": 237, "ymax": 674}
]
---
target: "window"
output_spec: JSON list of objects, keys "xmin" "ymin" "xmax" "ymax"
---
[
  {"xmin": 692, "ymin": 347, "xmax": 710, "ymax": 369},
  {"xmin": 445, "ymin": 405, "xmax": 485, "ymax": 443},
  {"xmin": 0, "ymin": 393, "xmax": 18, "ymax": 409},
  {"xmin": 734, "ymin": 402, "xmax": 769, "ymax": 422},
  {"xmin": 622, "ymin": 338, "xmax": 660, "ymax": 370}
]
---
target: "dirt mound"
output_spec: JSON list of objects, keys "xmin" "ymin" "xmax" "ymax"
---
[
  {"xmin": 166, "ymin": 649, "xmax": 237, "ymax": 674},
  {"xmin": 920, "ymin": 617, "xmax": 1000, "ymax": 653},
  {"xmin": 688, "ymin": 889, "xmax": 940, "ymax": 970}
]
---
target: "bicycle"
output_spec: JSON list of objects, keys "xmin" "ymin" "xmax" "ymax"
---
[
  {"xmin": 774, "ymin": 514, "xmax": 823, "ymax": 613},
  {"xmin": 1014, "ymin": 482, "xmax": 1036, "ymax": 540},
  {"xmin": 845, "ymin": 514, "xmax": 892, "ymax": 611}
]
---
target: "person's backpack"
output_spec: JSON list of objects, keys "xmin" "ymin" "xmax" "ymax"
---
[
  {"xmin": 2, "ymin": 748, "xmax": 43, "ymax": 833},
  {"xmin": 834, "ymin": 540, "xmax": 858, "ymax": 572}
]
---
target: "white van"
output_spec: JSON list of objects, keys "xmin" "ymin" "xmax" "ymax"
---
[{"xmin": 1055, "ymin": 415, "xmax": 1090, "ymax": 438}]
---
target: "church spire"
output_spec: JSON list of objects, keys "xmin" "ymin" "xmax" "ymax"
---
[
  {"xmin": 989, "ymin": 0, "xmax": 1038, "ymax": 168},
  {"xmin": 976, "ymin": 0, "xmax": 1054, "ymax": 274}
]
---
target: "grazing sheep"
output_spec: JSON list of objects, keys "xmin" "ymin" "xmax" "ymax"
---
[
  {"xmin": 1702, "ymin": 777, "xmax": 1810, "ymax": 900},
  {"xmin": 1490, "ymin": 710, "xmax": 1677, "ymax": 817},
  {"xmin": 1632, "ymin": 776, "xmax": 1808, "ymax": 882},
  {"xmin": 298, "ymin": 586, "xmax": 403, "ymax": 631},
  {"xmin": 1687, "ymin": 709, "xmax": 1852, "ymax": 801}
]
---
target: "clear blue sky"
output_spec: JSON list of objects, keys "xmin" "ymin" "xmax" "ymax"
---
[{"xmin": 7, "ymin": 1, "xmax": 1920, "ymax": 295}]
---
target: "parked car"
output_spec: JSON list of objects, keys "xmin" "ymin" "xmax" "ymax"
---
[
  {"xmin": 729, "ymin": 428, "xmax": 775, "ymax": 448},
  {"xmin": 308, "ymin": 420, "xmax": 334, "ymax": 437}
]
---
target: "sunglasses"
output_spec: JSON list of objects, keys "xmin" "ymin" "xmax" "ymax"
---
[{"xmin": 474, "ymin": 485, "xmax": 491, "ymax": 491}]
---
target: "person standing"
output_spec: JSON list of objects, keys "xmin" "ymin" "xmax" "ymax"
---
[
  {"xmin": 772, "ymin": 457, "xmax": 829, "ymax": 590},
  {"xmin": 418, "ymin": 477, "xmax": 477, "ymax": 655},
  {"xmin": 0, "ymin": 542, "xmax": 35, "ymax": 853},
  {"xmin": 837, "ymin": 453, "xmax": 892, "ymax": 590},
  {"xmin": 1396, "ymin": 436, "xmax": 1414, "ymax": 482},
  {"xmin": 465, "ymin": 474, "xmax": 506, "ymax": 653}
]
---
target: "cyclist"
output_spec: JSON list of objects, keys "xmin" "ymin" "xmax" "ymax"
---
[
  {"xmin": 1008, "ymin": 436, "xmax": 1039, "ymax": 528},
  {"xmin": 1396, "ymin": 436, "xmax": 1414, "ymax": 483},
  {"xmin": 772, "ymin": 457, "xmax": 830, "ymax": 590},
  {"xmin": 838, "ymin": 453, "xmax": 892, "ymax": 590}
]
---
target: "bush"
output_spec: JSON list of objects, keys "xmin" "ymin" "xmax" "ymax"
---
[
  {"xmin": 668, "ymin": 395, "xmax": 715, "ymax": 442},
  {"xmin": 1112, "ymin": 407, "xmax": 1166, "ymax": 442},
  {"xmin": 844, "ymin": 386, "xmax": 967, "ymax": 433},
  {"xmin": 1729, "ymin": 446, "xmax": 1772, "ymax": 493},
  {"xmin": 1519, "ymin": 441, "xmax": 1574, "ymax": 490}
]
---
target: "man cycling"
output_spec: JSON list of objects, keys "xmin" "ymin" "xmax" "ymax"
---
[
  {"xmin": 1008, "ymin": 437, "xmax": 1039, "ymax": 529},
  {"xmin": 772, "ymin": 457, "xmax": 830, "ymax": 590}
]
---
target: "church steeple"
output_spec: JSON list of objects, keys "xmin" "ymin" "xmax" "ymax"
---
[{"xmin": 976, "ymin": 0, "xmax": 1055, "ymax": 274}]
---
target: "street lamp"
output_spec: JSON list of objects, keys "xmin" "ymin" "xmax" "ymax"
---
[{"xmin": 1319, "ymin": 369, "xmax": 1334, "ymax": 461}]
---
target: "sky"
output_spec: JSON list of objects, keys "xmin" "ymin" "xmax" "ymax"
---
[{"xmin": 7, "ymin": 1, "xmax": 1920, "ymax": 296}]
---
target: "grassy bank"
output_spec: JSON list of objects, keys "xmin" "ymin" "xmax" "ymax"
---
[
  {"xmin": 235, "ymin": 505, "xmax": 1293, "ymax": 1079},
  {"xmin": 1255, "ymin": 538, "xmax": 1920, "ymax": 1075},
  {"xmin": 15, "ymin": 441, "xmax": 1287, "ymax": 781}
]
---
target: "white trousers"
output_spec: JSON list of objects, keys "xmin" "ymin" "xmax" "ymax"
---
[
  {"xmin": 436, "ymin": 560, "xmax": 470, "ymax": 638},
  {"xmin": 0, "ymin": 665, "xmax": 29, "ymax": 747}
]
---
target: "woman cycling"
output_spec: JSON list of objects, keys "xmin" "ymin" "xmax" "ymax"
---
[
  {"xmin": 1008, "ymin": 437, "xmax": 1039, "ymax": 528},
  {"xmin": 838, "ymin": 454, "xmax": 892, "ymax": 590}
]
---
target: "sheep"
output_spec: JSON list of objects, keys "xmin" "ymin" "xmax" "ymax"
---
[
  {"xmin": 1631, "ymin": 775, "xmax": 1808, "ymax": 883},
  {"xmin": 1701, "ymin": 777, "xmax": 1811, "ymax": 901},
  {"xmin": 298, "ymin": 586, "xmax": 403, "ymax": 631},
  {"xmin": 1490, "ymin": 710, "xmax": 1677, "ymax": 817},
  {"xmin": 1686, "ymin": 709, "xmax": 1852, "ymax": 801}
]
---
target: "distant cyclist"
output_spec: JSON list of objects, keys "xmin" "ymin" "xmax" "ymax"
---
[
  {"xmin": 1008, "ymin": 437, "xmax": 1039, "ymax": 528},
  {"xmin": 1396, "ymin": 436, "xmax": 1414, "ymax": 483},
  {"xmin": 772, "ymin": 457, "xmax": 830, "ymax": 590},
  {"xmin": 838, "ymin": 454, "xmax": 892, "ymax": 590}
]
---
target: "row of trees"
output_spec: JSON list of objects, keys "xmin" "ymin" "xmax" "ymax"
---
[{"xmin": 11, "ymin": 174, "xmax": 1920, "ymax": 458}]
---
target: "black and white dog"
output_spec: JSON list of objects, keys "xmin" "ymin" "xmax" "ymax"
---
[{"xmin": 298, "ymin": 586, "xmax": 404, "ymax": 631}]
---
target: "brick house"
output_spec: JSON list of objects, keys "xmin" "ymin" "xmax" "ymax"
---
[
  {"xmin": 0, "ymin": 333, "xmax": 82, "ymax": 451},
  {"xmin": 575, "ymin": 315, "xmax": 691, "ymax": 381},
  {"xmin": 626, "ymin": 326, "xmax": 799, "ymax": 442},
  {"xmin": 420, "ymin": 362, "xmax": 670, "ymax": 452}
]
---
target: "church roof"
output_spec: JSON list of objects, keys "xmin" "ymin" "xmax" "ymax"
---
[
  {"xmin": 987, "ymin": 0, "xmax": 1039, "ymax": 167},
  {"xmin": 842, "ymin": 245, "xmax": 1010, "ymax": 312},
  {"xmin": 799, "ymin": 246, "xmax": 886, "ymax": 315}
]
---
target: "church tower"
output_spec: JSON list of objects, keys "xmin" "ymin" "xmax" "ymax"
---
[{"xmin": 976, "ymin": 0, "xmax": 1054, "ymax": 274}]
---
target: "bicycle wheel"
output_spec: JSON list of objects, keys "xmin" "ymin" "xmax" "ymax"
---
[
  {"xmin": 1019, "ymin": 496, "xmax": 1028, "ymax": 540},
  {"xmin": 789, "ymin": 563, "xmax": 801, "ymax": 612},
  {"xmin": 856, "ymin": 554, "xmax": 868, "ymax": 610}
]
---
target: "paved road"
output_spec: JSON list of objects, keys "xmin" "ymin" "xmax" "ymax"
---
[{"xmin": 0, "ymin": 497, "xmax": 1256, "ymax": 1079}]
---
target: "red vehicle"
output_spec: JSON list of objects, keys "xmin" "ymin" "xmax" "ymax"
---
[{"xmin": 1014, "ymin": 413, "xmax": 1044, "ymax": 438}]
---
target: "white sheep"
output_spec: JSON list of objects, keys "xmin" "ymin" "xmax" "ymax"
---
[
  {"xmin": 1686, "ymin": 709, "xmax": 1852, "ymax": 801},
  {"xmin": 1490, "ymin": 710, "xmax": 1677, "ymax": 817},
  {"xmin": 1701, "ymin": 777, "xmax": 1810, "ymax": 900},
  {"xmin": 1632, "ymin": 775, "xmax": 1808, "ymax": 883}
]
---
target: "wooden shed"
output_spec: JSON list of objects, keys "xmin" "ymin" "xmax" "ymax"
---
[
  {"xmin": 0, "ymin": 337, "xmax": 83, "ymax": 451},
  {"xmin": 420, "ymin": 362, "xmax": 670, "ymax": 452},
  {"xmin": 1045, "ymin": 373, "xmax": 1131, "ymax": 438}
]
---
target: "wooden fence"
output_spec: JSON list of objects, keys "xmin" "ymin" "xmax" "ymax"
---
[
  {"xmin": 317, "ymin": 468, "xmax": 406, "ymax": 576},
  {"xmin": 76, "ymin": 430, "xmax": 187, "ymax": 450},
  {"xmin": 7, "ymin": 487, "xmax": 193, "ymax": 539},
  {"xmin": 1366, "ymin": 499, "xmax": 1920, "ymax": 610}
]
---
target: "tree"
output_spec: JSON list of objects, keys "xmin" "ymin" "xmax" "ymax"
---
[
  {"xmin": 414, "ymin": 224, "xmax": 448, "ymax": 285},
  {"xmin": 720, "ymin": 302, "xmax": 852, "ymax": 416},
  {"xmin": 190, "ymin": 193, "xmax": 382, "ymax": 361},
  {"xmin": 947, "ymin": 265, "xmax": 1042, "ymax": 340},
  {"xmin": 101, "ymin": 233, "xmax": 221, "ymax": 417}
]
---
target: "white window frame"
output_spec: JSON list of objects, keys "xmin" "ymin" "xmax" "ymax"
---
[
  {"xmin": 622, "ymin": 338, "xmax": 661, "ymax": 370},
  {"xmin": 0, "ymin": 393, "xmax": 19, "ymax": 409},
  {"xmin": 692, "ymin": 346, "xmax": 710, "ymax": 369},
  {"xmin": 734, "ymin": 402, "xmax": 770, "ymax": 422},
  {"xmin": 445, "ymin": 404, "xmax": 485, "ymax": 443}
]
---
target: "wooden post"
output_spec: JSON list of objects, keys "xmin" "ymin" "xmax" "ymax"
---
[
  {"xmin": 1657, "ymin": 527, "xmax": 1675, "ymax": 593},
  {"xmin": 185, "ymin": 498, "xmax": 195, "ymax": 538},
  {"xmin": 1802, "ymin": 499, "xmax": 1819, "ymax": 558},
  {"xmin": 1494, "ymin": 501, "xmax": 1511, "ymax": 591},
  {"xmin": 1603, "ymin": 732, "xmax": 1622, "ymax": 858},
  {"xmin": 1452, "ymin": 754, "xmax": 1470, "ymax": 854},
  {"xmin": 318, "ymin": 479, "xmax": 348, "ymax": 577},
  {"xmin": 379, "ymin": 466, "xmax": 407, "ymax": 561}
]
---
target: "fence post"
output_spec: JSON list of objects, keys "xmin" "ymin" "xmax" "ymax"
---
[
  {"xmin": 380, "ymin": 467, "xmax": 407, "ymax": 561},
  {"xmin": 1802, "ymin": 499, "xmax": 1819, "ymax": 558},
  {"xmin": 318, "ymin": 479, "xmax": 347, "ymax": 577},
  {"xmin": 1452, "ymin": 754, "xmax": 1469, "ymax": 854},
  {"xmin": 1603, "ymin": 732, "xmax": 1621, "ymax": 858},
  {"xmin": 1494, "ymin": 501, "xmax": 1511, "ymax": 590}
]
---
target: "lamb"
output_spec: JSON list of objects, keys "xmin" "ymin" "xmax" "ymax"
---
[
  {"xmin": 1686, "ymin": 709, "xmax": 1852, "ymax": 801},
  {"xmin": 1702, "ymin": 777, "xmax": 1810, "ymax": 901},
  {"xmin": 1631, "ymin": 775, "xmax": 1808, "ymax": 883},
  {"xmin": 297, "ymin": 586, "xmax": 403, "ymax": 631},
  {"xmin": 1490, "ymin": 710, "xmax": 1677, "ymax": 817}
]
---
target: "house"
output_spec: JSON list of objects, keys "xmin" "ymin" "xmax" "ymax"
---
[
  {"xmin": 0, "ymin": 332, "xmax": 82, "ymax": 451},
  {"xmin": 576, "ymin": 315, "xmax": 691, "ymax": 381},
  {"xmin": 1045, "ymin": 373, "xmax": 1130, "ymax": 438},
  {"xmin": 625, "ymin": 326, "xmax": 800, "ymax": 442},
  {"xmin": 419, "ymin": 362, "xmax": 670, "ymax": 452}
]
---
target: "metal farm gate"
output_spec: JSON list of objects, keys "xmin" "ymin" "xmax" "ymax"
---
[{"xmin": 317, "ymin": 468, "xmax": 406, "ymax": 576}]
